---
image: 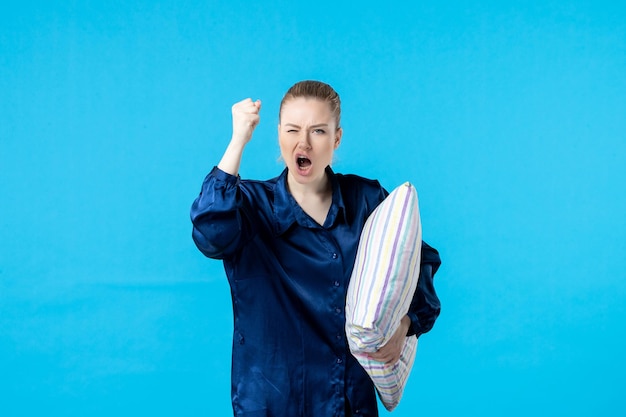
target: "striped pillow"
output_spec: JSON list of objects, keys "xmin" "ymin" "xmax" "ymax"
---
[{"xmin": 345, "ymin": 182, "xmax": 422, "ymax": 411}]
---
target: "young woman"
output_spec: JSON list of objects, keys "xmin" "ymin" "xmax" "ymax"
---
[{"xmin": 190, "ymin": 80, "xmax": 441, "ymax": 417}]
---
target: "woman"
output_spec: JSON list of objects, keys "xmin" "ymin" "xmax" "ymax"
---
[{"xmin": 190, "ymin": 81, "xmax": 441, "ymax": 417}]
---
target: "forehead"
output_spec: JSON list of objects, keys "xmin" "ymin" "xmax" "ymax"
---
[{"xmin": 280, "ymin": 98, "xmax": 335, "ymax": 125}]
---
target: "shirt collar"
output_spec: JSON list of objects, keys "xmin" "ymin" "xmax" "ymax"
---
[{"xmin": 273, "ymin": 167, "xmax": 347, "ymax": 235}]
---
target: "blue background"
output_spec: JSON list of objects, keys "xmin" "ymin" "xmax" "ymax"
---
[{"xmin": 1, "ymin": 1, "xmax": 625, "ymax": 416}]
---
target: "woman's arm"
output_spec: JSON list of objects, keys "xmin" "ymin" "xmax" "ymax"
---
[
  {"xmin": 369, "ymin": 241, "xmax": 441, "ymax": 365},
  {"xmin": 190, "ymin": 98, "xmax": 262, "ymax": 259},
  {"xmin": 406, "ymin": 241, "xmax": 442, "ymax": 337},
  {"xmin": 218, "ymin": 98, "xmax": 261, "ymax": 176},
  {"xmin": 190, "ymin": 168, "xmax": 247, "ymax": 259}
]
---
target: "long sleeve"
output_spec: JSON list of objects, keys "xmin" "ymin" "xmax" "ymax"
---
[
  {"xmin": 406, "ymin": 241, "xmax": 442, "ymax": 338},
  {"xmin": 190, "ymin": 166, "xmax": 254, "ymax": 259}
]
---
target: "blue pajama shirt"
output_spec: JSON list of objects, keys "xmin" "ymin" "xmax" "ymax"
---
[{"xmin": 190, "ymin": 166, "xmax": 441, "ymax": 417}]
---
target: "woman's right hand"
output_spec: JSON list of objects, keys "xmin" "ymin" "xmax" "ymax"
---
[
  {"xmin": 231, "ymin": 98, "xmax": 262, "ymax": 145},
  {"xmin": 217, "ymin": 98, "xmax": 262, "ymax": 176}
]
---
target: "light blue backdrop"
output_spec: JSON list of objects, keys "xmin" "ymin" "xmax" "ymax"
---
[{"xmin": 1, "ymin": 1, "xmax": 625, "ymax": 416}]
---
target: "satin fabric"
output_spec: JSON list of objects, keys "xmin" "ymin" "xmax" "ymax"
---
[{"xmin": 190, "ymin": 166, "xmax": 441, "ymax": 417}]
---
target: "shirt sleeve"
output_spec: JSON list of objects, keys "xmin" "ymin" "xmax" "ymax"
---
[
  {"xmin": 406, "ymin": 241, "xmax": 442, "ymax": 338},
  {"xmin": 190, "ymin": 166, "xmax": 255, "ymax": 259}
]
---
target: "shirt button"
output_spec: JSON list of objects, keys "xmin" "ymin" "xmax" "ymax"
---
[
  {"xmin": 332, "ymin": 253, "xmax": 338, "ymax": 259},
  {"xmin": 333, "ymin": 281, "xmax": 340, "ymax": 287},
  {"xmin": 336, "ymin": 334, "xmax": 342, "ymax": 340},
  {"xmin": 335, "ymin": 307, "xmax": 342, "ymax": 314},
  {"xmin": 336, "ymin": 358, "xmax": 343, "ymax": 364}
]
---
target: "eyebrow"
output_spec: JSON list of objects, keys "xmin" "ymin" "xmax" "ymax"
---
[{"xmin": 284, "ymin": 123, "xmax": 329, "ymax": 128}]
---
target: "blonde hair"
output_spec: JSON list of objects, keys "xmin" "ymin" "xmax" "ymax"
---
[{"xmin": 279, "ymin": 80, "xmax": 341, "ymax": 128}]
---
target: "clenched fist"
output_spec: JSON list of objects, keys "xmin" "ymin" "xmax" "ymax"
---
[{"xmin": 231, "ymin": 98, "xmax": 262, "ymax": 145}]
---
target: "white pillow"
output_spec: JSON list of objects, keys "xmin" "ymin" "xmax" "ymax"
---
[{"xmin": 345, "ymin": 182, "xmax": 422, "ymax": 411}]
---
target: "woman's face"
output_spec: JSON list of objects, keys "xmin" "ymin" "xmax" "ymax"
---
[{"xmin": 278, "ymin": 97, "xmax": 342, "ymax": 186}]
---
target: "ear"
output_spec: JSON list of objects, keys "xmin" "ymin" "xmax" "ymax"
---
[{"xmin": 334, "ymin": 127, "xmax": 343, "ymax": 149}]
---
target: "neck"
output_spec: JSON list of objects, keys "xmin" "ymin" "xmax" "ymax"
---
[
  {"xmin": 286, "ymin": 171, "xmax": 332, "ymax": 202},
  {"xmin": 286, "ymin": 169, "xmax": 334, "ymax": 226}
]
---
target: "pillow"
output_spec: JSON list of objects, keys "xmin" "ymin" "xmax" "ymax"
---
[{"xmin": 345, "ymin": 182, "xmax": 422, "ymax": 411}]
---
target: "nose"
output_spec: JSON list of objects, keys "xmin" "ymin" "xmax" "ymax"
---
[{"xmin": 297, "ymin": 133, "xmax": 312, "ymax": 150}]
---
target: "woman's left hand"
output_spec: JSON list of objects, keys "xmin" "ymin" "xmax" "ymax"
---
[{"xmin": 368, "ymin": 315, "xmax": 411, "ymax": 365}]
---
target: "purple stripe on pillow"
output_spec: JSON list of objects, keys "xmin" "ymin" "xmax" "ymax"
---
[
  {"xmin": 353, "ymin": 199, "xmax": 384, "ymax": 320},
  {"xmin": 373, "ymin": 186, "xmax": 412, "ymax": 320},
  {"xmin": 357, "ymin": 191, "xmax": 395, "ymax": 327}
]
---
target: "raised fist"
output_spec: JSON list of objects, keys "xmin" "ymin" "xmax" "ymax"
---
[{"xmin": 231, "ymin": 98, "xmax": 262, "ymax": 145}]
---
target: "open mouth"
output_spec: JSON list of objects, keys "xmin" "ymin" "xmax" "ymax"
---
[{"xmin": 296, "ymin": 156, "xmax": 312, "ymax": 169}]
